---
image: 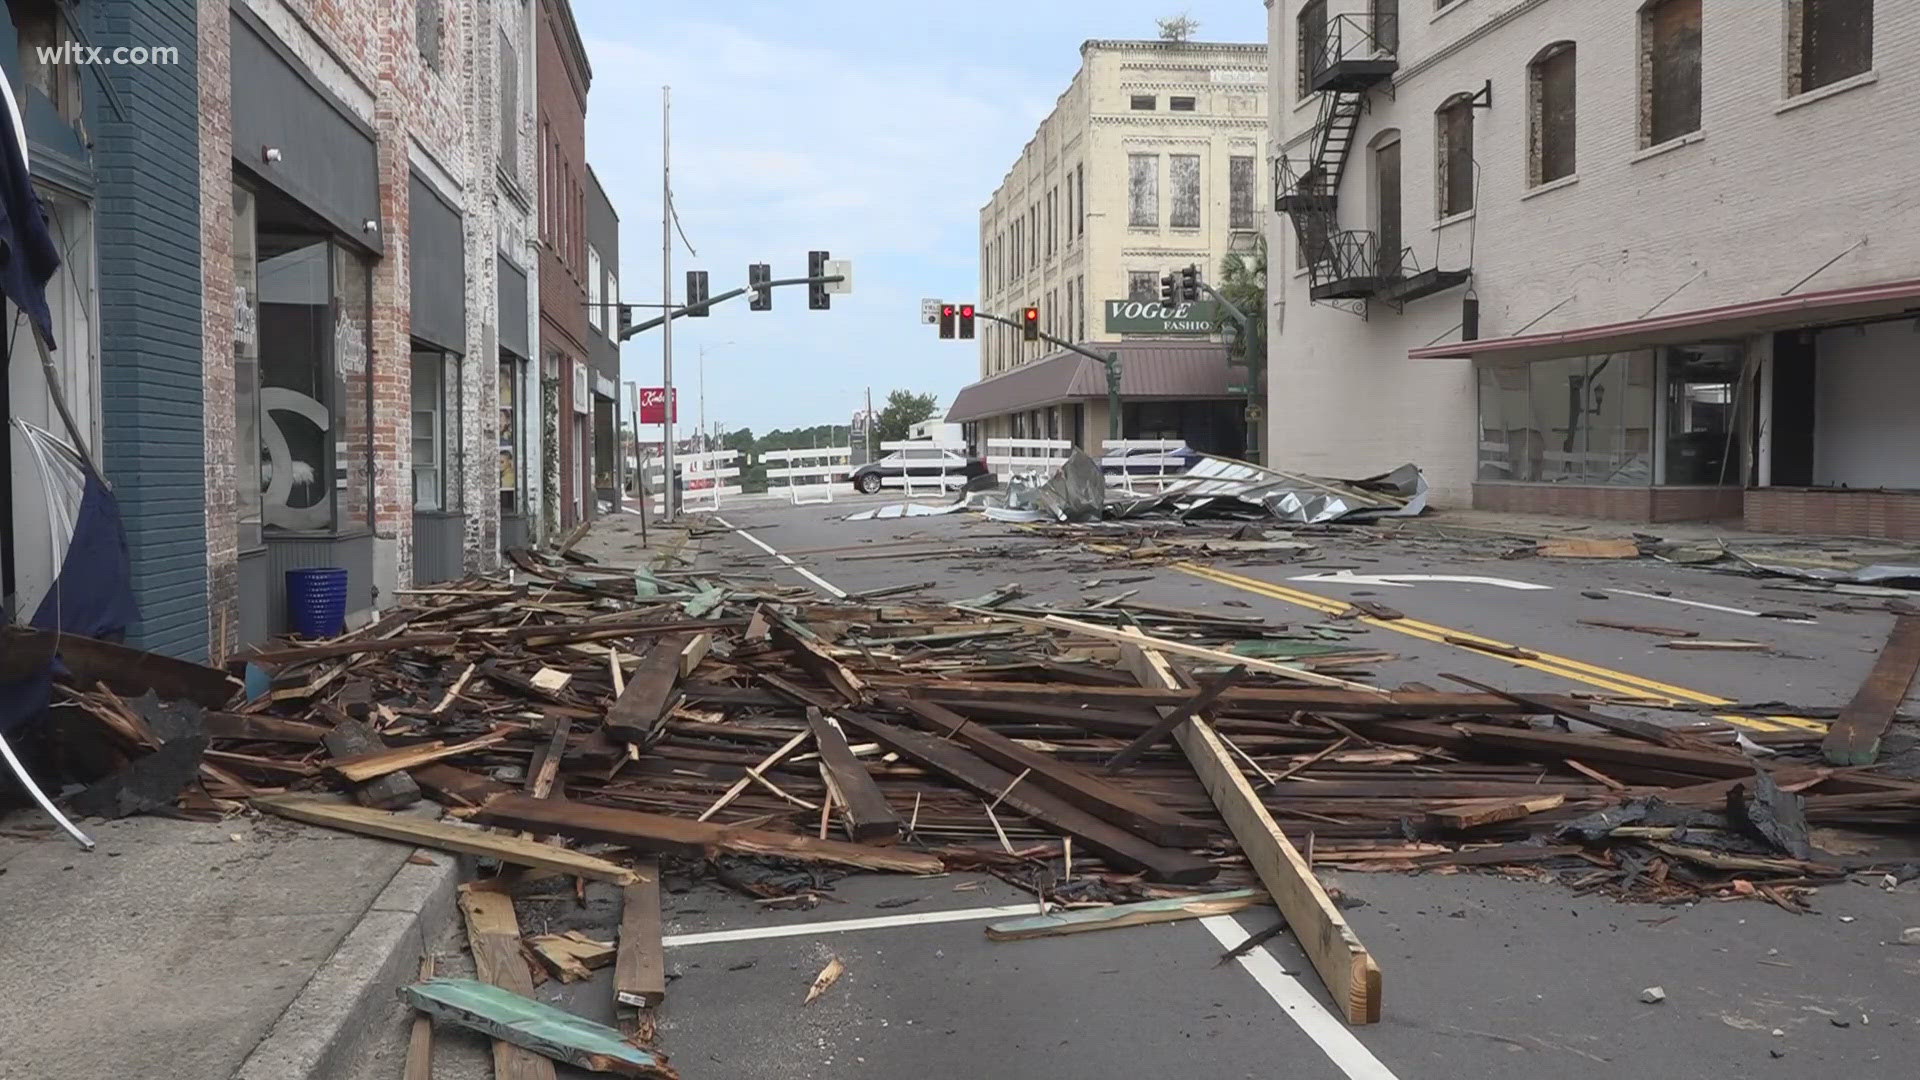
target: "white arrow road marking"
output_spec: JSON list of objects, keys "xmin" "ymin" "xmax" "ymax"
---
[{"xmin": 1290, "ymin": 569, "xmax": 1553, "ymax": 591}]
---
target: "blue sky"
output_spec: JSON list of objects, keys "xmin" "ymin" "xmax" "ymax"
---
[{"xmin": 574, "ymin": 0, "xmax": 1266, "ymax": 438}]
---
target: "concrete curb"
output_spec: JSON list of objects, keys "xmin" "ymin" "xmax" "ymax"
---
[{"xmin": 231, "ymin": 848, "xmax": 463, "ymax": 1080}]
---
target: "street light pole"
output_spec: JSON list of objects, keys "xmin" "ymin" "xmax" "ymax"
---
[{"xmin": 660, "ymin": 85, "xmax": 677, "ymax": 522}]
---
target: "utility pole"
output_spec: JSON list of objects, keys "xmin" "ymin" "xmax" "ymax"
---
[
  {"xmin": 660, "ymin": 85, "xmax": 677, "ymax": 522},
  {"xmin": 864, "ymin": 386, "xmax": 873, "ymax": 462}
]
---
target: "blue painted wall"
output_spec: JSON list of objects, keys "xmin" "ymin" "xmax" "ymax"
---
[{"xmin": 84, "ymin": 0, "xmax": 208, "ymax": 659}]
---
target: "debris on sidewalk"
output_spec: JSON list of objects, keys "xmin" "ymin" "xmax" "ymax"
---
[{"xmin": 403, "ymin": 978, "xmax": 679, "ymax": 1078}]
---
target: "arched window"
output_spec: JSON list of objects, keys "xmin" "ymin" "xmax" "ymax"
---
[{"xmin": 1529, "ymin": 42, "xmax": 1576, "ymax": 185}]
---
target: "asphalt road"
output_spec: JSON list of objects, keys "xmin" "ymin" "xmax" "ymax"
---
[{"xmin": 361, "ymin": 492, "xmax": 1920, "ymax": 1079}]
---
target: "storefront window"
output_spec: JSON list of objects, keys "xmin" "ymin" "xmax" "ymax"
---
[
  {"xmin": 1662, "ymin": 343, "xmax": 1743, "ymax": 485},
  {"xmin": 411, "ymin": 350, "xmax": 444, "ymax": 510},
  {"xmin": 499, "ymin": 356, "xmax": 522, "ymax": 514},
  {"xmin": 257, "ymin": 236, "xmax": 373, "ymax": 533},
  {"xmin": 234, "ymin": 186, "xmax": 263, "ymax": 549},
  {"xmin": 1477, "ymin": 352, "xmax": 1657, "ymax": 485}
]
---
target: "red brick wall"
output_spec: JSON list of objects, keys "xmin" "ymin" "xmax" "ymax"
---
[
  {"xmin": 1473, "ymin": 483, "xmax": 1744, "ymax": 523},
  {"xmin": 1745, "ymin": 489, "xmax": 1920, "ymax": 540},
  {"xmin": 537, "ymin": 0, "xmax": 590, "ymax": 527}
]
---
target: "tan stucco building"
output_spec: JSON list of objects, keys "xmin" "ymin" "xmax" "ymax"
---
[{"xmin": 949, "ymin": 38, "xmax": 1269, "ymax": 456}]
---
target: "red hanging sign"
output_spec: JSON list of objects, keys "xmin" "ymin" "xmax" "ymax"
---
[{"xmin": 638, "ymin": 387, "xmax": 677, "ymax": 425}]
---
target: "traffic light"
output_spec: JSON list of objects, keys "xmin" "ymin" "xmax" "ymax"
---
[
  {"xmin": 1180, "ymin": 264, "xmax": 1200, "ymax": 302},
  {"xmin": 1022, "ymin": 306, "xmax": 1040, "ymax": 342},
  {"xmin": 939, "ymin": 304, "xmax": 956, "ymax": 339},
  {"xmin": 1159, "ymin": 274, "xmax": 1176, "ymax": 306},
  {"xmin": 958, "ymin": 304, "xmax": 976, "ymax": 340},
  {"xmin": 808, "ymin": 250, "xmax": 830, "ymax": 310},
  {"xmin": 748, "ymin": 263, "xmax": 771, "ymax": 310},
  {"xmin": 686, "ymin": 270, "xmax": 710, "ymax": 317},
  {"xmin": 617, "ymin": 304, "xmax": 633, "ymax": 337}
]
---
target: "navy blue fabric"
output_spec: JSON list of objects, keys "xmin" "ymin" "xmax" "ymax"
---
[
  {"xmin": 0, "ymin": 471, "xmax": 139, "ymax": 733},
  {"xmin": 0, "ymin": 100, "xmax": 60, "ymax": 347}
]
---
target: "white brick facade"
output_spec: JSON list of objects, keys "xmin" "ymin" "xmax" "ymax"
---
[{"xmin": 1265, "ymin": 0, "xmax": 1920, "ymax": 507}]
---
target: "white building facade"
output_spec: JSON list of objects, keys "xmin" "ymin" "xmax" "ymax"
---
[
  {"xmin": 1266, "ymin": 0, "xmax": 1920, "ymax": 536},
  {"xmin": 950, "ymin": 39, "xmax": 1268, "ymax": 457}
]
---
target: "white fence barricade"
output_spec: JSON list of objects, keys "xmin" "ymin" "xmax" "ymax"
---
[
  {"xmin": 985, "ymin": 438, "xmax": 1073, "ymax": 481},
  {"xmin": 878, "ymin": 439, "xmax": 969, "ymax": 497},
  {"xmin": 647, "ymin": 450, "xmax": 742, "ymax": 512},
  {"xmin": 1101, "ymin": 439, "xmax": 1190, "ymax": 494},
  {"xmin": 763, "ymin": 447, "xmax": 852, "ymax": 505}
]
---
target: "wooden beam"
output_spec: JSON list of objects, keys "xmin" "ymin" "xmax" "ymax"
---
[
  {"xmin": 614, "ymin": 858, "xmax": 667, "ymax": 1009},
  {"xmin": 678, "ymin": 632, "xmax": 713, "ymax": 678},
  {"xmin": 253, "ymin": 796, "xmax": 636, "ymax": 884},
  {"xmin": 895, "ymin": 696, "xmax": 1213, "ymax": 847},
  {"xmin": 403, "ymin": 957, "xmax": 434, "ymax": 1080},
  {"xmin": 525, "ymin": 717, "xmax": 574, "ymax": 800},
  {"xmin": 969, "ymin": 610, "xmax": 1386, "ymax": 694},
  {"xmin": 901, "ymin": 680, "xmax": 1535, "ymax": 716},
  {"xmin": 1104, "ymin": 665, "xmax": 1248, "ymax": 773},
  {"xmin": 695, "ymin": 729, "xmax": 811, "ymax": 822},
  {"xmin": 1122, "ymin": 643, "xmax": 1382, "ymax": 1025},
  {"xmin": 1440, "ymin": 673, "xmax": 1717, "ymax": 752},
  {"xmin": 321, "ymin": 719, "xmax": 422, "ymax": 810},
  {"xmin": 806, "ymin": 708, "xmax": 901, "ymax": 843},
  {"xmin": 457, "ymin": 886, "xmax": 558, "ymax": 1080},
  {"xmin": 769, "ymin": 618, "xmax": 867, "ymax": 705},
  {"xmin": 834, "ymin": 712, "xmax": 1218, "ymax": 885},
  {"xmin": 247, "ymin": 633, "xmax": 462, "ymax": 665},
  {"xmin": 329, "ymin": 732, "xmax": 510, "ymax": 784},
  {"xmin": 1426, "ymin": 794, "xmax": 1566, "ymax": 831},
  {"xmin": 473, "ymin": 794, "xmax": 943, "ymax": 875},
  {"xmin": 985, "ymin": 889, "xmax": 1268, "ymax": 941},
  {"xmin": 1823, "ymin": 615, "xmax": 1920, "ymax": 766},
  {"xmin": 205, "ymin": 711, "xmax": 330, "ymax": 744},
  {"xmin": 604, "ymin": 633, "xmax": 690, "ymax": 743}
]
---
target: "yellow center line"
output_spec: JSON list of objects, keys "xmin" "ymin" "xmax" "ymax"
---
[{"xmin": 1175, "ymin": 561, "xmax": 1823, "ymax": 734}]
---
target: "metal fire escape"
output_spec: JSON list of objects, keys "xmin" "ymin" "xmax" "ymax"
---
[{"xmin": 1276, "ymin": 12, "xmax": 1470, "ymax": 311}]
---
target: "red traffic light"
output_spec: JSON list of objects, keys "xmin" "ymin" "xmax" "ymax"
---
[
  {"xmin": 960, "ymin": 305, "xmax": 974, "ymax": 317},
  {"xmin": 942, "ymin": 305, "xmax": 955, "ymax": 316},
  {"xmin": 1022, "ymin": 307, "xmax": 1038, "ymax": 322}
]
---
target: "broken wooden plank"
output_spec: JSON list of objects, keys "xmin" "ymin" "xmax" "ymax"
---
[
  {"xmin": 205, "ymin": 711, "xmax": 330, "ymax": 744},
  {"xmin": 322, "ymin": 719, "xmax": 422, "ymax": 810},
  {"xmin": 254, "ymin": 796, "xmax": 636, "ymax": 884},
  {"xmin": 473, "ymin": 794, "xmax": 943, "ymax": 875},
  {"xmin": 529, "ymin": 667, "xmax": 573, "ymax": 694},
  {"xmin": 1122, "ymin": 643, "xmax": 1382, "ymax": 1025},
  {"xmin": 615, "ymin": 858, "xmax": 667, "ymax": 1009},
  {"xmin": 330, "ymin": 731, "xmax": 510, "ymax": 784},
  {"xmin": 806, "ymin": 708, "xmax": 901, "ymax": 843},
  {"xmin": 895, "ymin": 697, "xmax": 1213, "ymax": 847},
  {"xmin": 528, "ymin": 931, "xmax": 616, "ymax": 983},
  {"xmin": 1537, "ymin": 538, "xmax": 1639, "ymax": 559},
  {"xmin": 1442, "ymin": 635, "xmax": 1538, "ymax": 660},
  {"xmin": 1822, "ymin": 615, "xmax": 1920, "ymax": 766},
  {"xmin": 525, "ymin": 718, "xmax": 574, "ymax": 800},
  {"xmin": 695, "ymin": 729, "xmax": 811, "ymax": 822},
  {"xmin": 1578, "ymin": 618, "xmax": 1699, "ymax": 638},
  {"xmin": 1024, "ymin": 613, "xmax": 1387, "ymax": 694},
  {"xmin": 1426, "ymin": 794, "xmax": 1566, "ymax": 831},
  {"xmin": 1662, "ymin": 640, "xmax": 1770, "ymax": 652},
  {"xmin": 247, "ymin": 633, "xmax": 462, "ymax": 665},
  {"xmin": 770, "ymin": 617, "xmax": 867, "ymax": 705},
  {"xmin": 900, "ymin": 681, "xmax": 1529, "ymax": 716},
  {"xmin": 403, "ymin": 957, "xmax": 434, "ymax": 1080},
  {"xmin": 604, "ymin": 633, "xmax": 690, "ymax": 743},
  {"xmin": 985, "ymin": 888, "xmax": 1268, "ymax": 941},
  {"xmin": 833, "ymin": 712, "xmax": 1218, "ymax": 885},
  {"xmin": 1440, "ymin": 673, "xmax": 1715, "ymax": 752},
  {"xmin": 403, "ymin": 980, "xmax": 679, "ymax": 1078},
  {"xmin": 678, "ymin": 632, "xmax": 713, "ymax": 678},
  {"xmin": 1104, "ymin": 665, "xmax": 1248, "ymax": 773},
  {"xmin": 457, "ymin": 889, "xmax": 560, "ymax": 1080}
]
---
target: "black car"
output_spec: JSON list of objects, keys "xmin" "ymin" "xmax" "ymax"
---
[{"xmin": 848, "ymin": 445, "xmax": 988, "ymax": 494}]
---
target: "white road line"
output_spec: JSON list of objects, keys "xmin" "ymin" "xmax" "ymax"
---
[
  {"xmin": 661, "ymin": 904, "xmax": 1037, "ymax": 948},
  {"xmin": 1200, "ymin": 915, "xmax": 1402, "ymax": 1080},
  {"xmin": 712, "ymin": 513, "xmax": 849, "ymax": 598},
  {"xmin": 1611, "ymin": 588, "xmax": 1763, "ymax": 618}
]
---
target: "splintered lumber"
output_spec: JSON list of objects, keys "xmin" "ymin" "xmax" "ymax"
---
[
  {"xmin": 615, "ymin": 859, "xmax": 667, "ymax": 1008},
  {"xmin": 896, "ymin": 697, "xmax": 1213, "ymax": 847},
  {"xmin": 529, "ymin": 931, "xmax": 617, "ymax": 982},
  {"xmin": 254, "ymin": 796, "xmax": 637, "ymax": 884},
  {"xmin": 770, "ymin": 616, "xmax": 867, "ymax": 705},
  {"xmin": 1105, "ymin": 665, "xmax": 1249, "ymax": 773},
  {"xmin": 1578, "ymin": 618, "xmax": 1698, "ymax": 638},
  {"xmin": 404, "ymin": 957, "xmax": 434, "ymax": 1080},
  {"xmin": 1442, "ymin": 635, "xmax": 1538, "ymax": 660},
  {"xmin": 985, "ymin": 889, "xmax": 1268, "ymax": 941},
  {"xmin": 248, "ymin": 633, "xmax": 462, "ymax": 665},
  {"xmin": 902, "ymin": 681, "xmax": 1528, "ymax": 716},
  {"xmin": 1122, "ymin": 643, "xmax": 1381, "ymax": 1025},
  {"xmin": 1662, "ymin": 640, "xmax": 1769, "ymax": 652},
  {"xmin": 330, "ymin": 731, "xmax": 509, "ymax": 783},
  {"xmin": 206, "ymin": 711, "xmax": 329, "ymax": 744},
  {"xmin": 473, "ymin": 794, "xmax": 944, "ymax": 875},
  {"xmin": 404, "ymin": 978, "xmax": 677, "ymax": 1079},
  {"xmin": 1823, "ymin": 615, "xmax": 1920, "ymax": 766},
  {"xmin": 1441, "ymin": 673, "xmax": 1711, "ymax": 751},
  {"xmin": 678, "ymin": 632, "xmax": 713, "ymax": 678},
  {"xmin": 458, "ymin": 889, "xmax": 559, "ymax": 1080},
  {"xmin": 806, "ymin": 708, "xmax": 901, "ymax": 842},
  {"xmin": 1537, "ymin": 538, "xmax": 1639, "ymax": 558},
  {"xmin": 1426, "ymin": 794, "xmax": 1566, "ymax": 830},
  {"xmin": 834, "ymin": 712, "xmax": 1218, "ymax": 884},
  {"xmin": 696, "ymin": 729, "xmax": 811, "ymax": 821},
  {"xmin": 604, "ymin": 633, "xmax": 690, "ymax": 743},
  {"xmin": 1027, "ymin": 613, "xmax": 1387, "ymax": 694},
  {"xmin": 321, "ymin": 719, "xmax": 422, "ymax": 810},
  {"xmin": 526, "ymin": 718, "xmax": 574, "ymax": 799}
]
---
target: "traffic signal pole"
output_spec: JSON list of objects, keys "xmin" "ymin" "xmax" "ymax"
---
[
  {"xmin": 616, "ymin": 274, "xmax": 846, "ymax": 341},
  {"xmin": 973, "ymin": 308, "xmax": 1123, "ymax": 442}
]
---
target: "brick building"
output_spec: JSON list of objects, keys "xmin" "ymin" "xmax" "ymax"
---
[
  {"xmin": 1265, "ymin": 0, "xmax": 1920, "ymax": 538},
  {"xmin": 1, "ymin": 0, "xmax": 206, "ymax": 656},
  {"xmin": 200, "ymin": 0, "xmax": 539, "ymax": 649},
  {"xmin": 536, "ymin": 0, "xmax": 593, "ymax": 531}
]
